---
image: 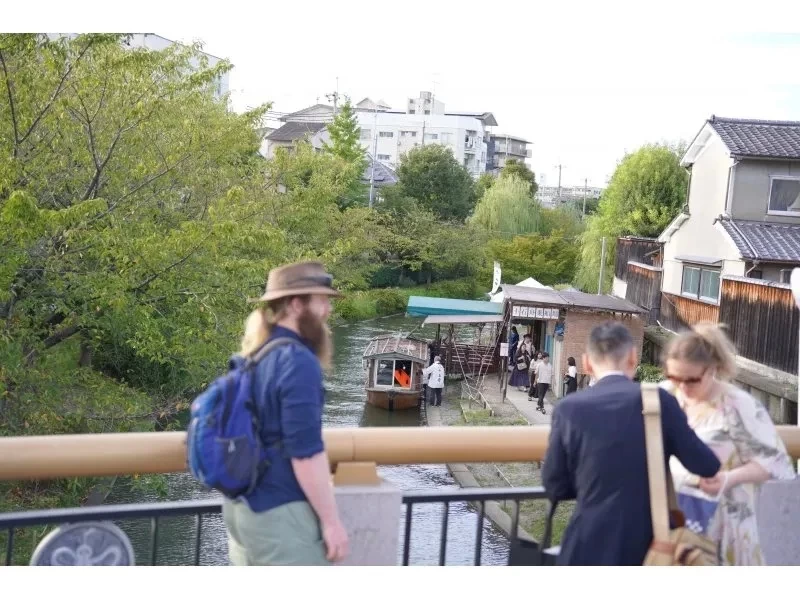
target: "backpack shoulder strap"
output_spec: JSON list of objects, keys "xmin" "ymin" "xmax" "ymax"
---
[
  {"xmin": 244, "ymin": 337, "xmax": 303, "ymax": 369},
  {"xmin": 641, "ymin": 383, "xmax": 671, "ymax": 543}
]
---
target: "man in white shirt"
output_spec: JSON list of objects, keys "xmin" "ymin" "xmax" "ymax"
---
[
  {"xmin": 422, "ymin": 356, "xmax": 445, "ymax": 406},
  {"xmin": 532, "ymin": 352, "xmax": 553, "ymax": 414}
]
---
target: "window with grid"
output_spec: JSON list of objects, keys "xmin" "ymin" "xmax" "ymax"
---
[{"xmin": 681, "ymin": 265, "xmax": 720, "ymax": 302}]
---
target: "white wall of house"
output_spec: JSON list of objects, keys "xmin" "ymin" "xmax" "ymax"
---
[
  {"xmin": 265, "ymin": 129, "xmax": 328, "ymax": 159},
  {"xmin": 756, "ymin": 264, "xmax": 795, "ymax": 282},
  {"xmin": 662, "ymin": 134, "xmax": 744, "ymax": 298},
  {"xmin": 612, "ymin": 277, "xmax": 628, "ymax": 299},
  {"xmin": 731, "ymin": 160, "xmax": 800, "ymax": 222},
  {"xmin": 355, "ymin": 112, "xmax": 488, "ymax": 177}
]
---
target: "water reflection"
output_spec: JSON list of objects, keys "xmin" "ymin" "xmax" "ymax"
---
[{"xmin": 110, "ymin": 314, "xmax": 509, "ymax": 565}]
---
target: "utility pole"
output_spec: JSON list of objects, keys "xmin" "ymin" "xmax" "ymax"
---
[
  {"xmin": 598, "ymin": 237, "xmax": 607, "ymax": 295},
  {"xmin": 555, "ymin": 163, "xmax": 565, "ymax": 202},
  {"xmin": 369, "ymin": 107, "xmax": 378, "ymax": 208},
  {"xmin": 325, "ymin": 79, "xmax": 340, "ymax": 116},
  {"xmin": 583, "ymin": 177, "xmax": 588, "ymax": 216}
]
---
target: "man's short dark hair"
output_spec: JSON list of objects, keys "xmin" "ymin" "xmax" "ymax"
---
[{"xmin": 587, "ymin": 322, "xmax": 634, "ymax": 364}]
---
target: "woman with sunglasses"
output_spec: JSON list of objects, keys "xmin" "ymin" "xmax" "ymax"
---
[{"xmin": 661, "ymin": 322, "xmax": 794, "ymax": 565}]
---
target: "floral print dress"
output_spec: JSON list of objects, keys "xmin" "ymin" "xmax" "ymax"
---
[{"xmin": 664, "ymin": 381, "xmax": 795, "ymax": 566}]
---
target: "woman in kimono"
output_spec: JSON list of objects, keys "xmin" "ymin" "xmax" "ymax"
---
[
  {"xmin": 508, "ymin": 326, "xmax": 519, "ymax": 372},
  {"xmin": 510, "ymin": 334, "xmax": 533, "ymax": 391},
  {"xmin": 661, "ymin": 323, "xmax": 795, "ymax": 566}
]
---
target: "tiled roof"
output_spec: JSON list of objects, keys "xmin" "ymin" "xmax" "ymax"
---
[
  {"xmin": 717, "ymin": 217, "xmax": 800, "ymax": 262},
  {"xmin": 709, "ymin": 116, "xmax": 800, "ymax": 160},
  {"xmin": 500, "ymin": 285, "xmax": 646, "ymax": 314},
  {"xmin": 361, "ymin": 156, "xmax": 398, "ymax": 187},
  {"xmin": 266, "ymin": 121, "xmax": 326, "ymax": 142}
]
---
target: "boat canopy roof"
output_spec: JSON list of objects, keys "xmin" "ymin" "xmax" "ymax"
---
[
  {"xmin": 363, "ymin": 335, "xmax": 429, "ymax": 363},
  {"xmin": 422, "ymin": 314, "xmax": 504, "ymax": 326},
  {"xmin": 406, "ymin": 296, "xmax": 503, "ymax": 318}
]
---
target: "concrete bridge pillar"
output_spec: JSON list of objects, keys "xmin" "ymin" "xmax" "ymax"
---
[
  {"xmin": 333, "ymin": 465, "xmax": 402, "ymax": 566},
  {"xmin": 756, "ymin": 478, "xmax": 800, "ymax": 566}
]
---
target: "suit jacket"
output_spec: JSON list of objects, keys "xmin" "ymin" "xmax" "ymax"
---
[{"xmin": 541, "ymin": 375, "xmax": 720, "ymax": 566}]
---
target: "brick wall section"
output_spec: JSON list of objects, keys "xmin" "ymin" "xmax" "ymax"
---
[{"xmin": 560, "ymin": 311, "xmax": 645, "ymax": 376}]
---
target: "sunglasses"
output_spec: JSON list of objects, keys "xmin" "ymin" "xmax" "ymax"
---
[{"xmin": 665, "ymin": 368, "xmax": 708, "ymax": 385}]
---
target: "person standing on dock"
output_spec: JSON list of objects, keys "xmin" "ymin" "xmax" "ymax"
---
[
  {"xmin": 222, "ymin": 261, "xmax": 349, "ymax": 566},
  {"xmin": 423, "ymin": 355, "xmax": 446, "ymax": 406},
  {"xmin": 532, "ymin": 352, "xmax": 552, "ymax": 413},
  {"xmin": 542, "ymin": 322, "xmax": 720, "ymax": 566}
]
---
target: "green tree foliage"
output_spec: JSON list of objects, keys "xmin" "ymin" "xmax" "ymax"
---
[
  {"xmin": 483, "ymin": 231, "xmax": 579, "ymax": 288},
  {"xmin": 323, "ymin": 97, "xmax": 365, "ymax": 165},
  {"xmin": 374, "ymin": 200, "xmax": 483, "ymax": 286},
  {"xmin": 575, "ymin": 144, "xmax": 688, "ymax": 292},
  {"xmin": 500, "ymin": 158, "xmax": 538, "ymax": 196},
  {"xmin": 540, "ymin": 203, "xmax": 585, "ymax": 238},
  {"xmin": 390, "ymin": 145, "xmax": 476, "ymax": 221},
  {"xmin": 0, "ymin": 36, "xmax": 365, "ymax": 431},
  {"xmin": 475, "ymin": 173, "xmax": 495, "ymax": 200},
  {"xmin": 0, "ymin": 33, "xmax": 490, "ymax": 456},
  {"xmin": 322, "ymin": 97, "xmax": 367, "ymax": 208},
  {"xmin": 469, "ymin": 175, "xmax": 541, "ymax": 236}
]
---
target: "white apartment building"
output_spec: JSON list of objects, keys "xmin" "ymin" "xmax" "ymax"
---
[
  {"xmin": 267, "ymin": 92, "xmax": 497, "ymax": 178},
  {"xmin": 356, "ymin": 111, "xmax": 494, "ymax": 177},
  {"xmin": 356, "ymin": 92, "xmax": 496, "ymax": 178},
  {"xmin": 48, "ymin": 33, "xmax": 230, "ymax": 100}
]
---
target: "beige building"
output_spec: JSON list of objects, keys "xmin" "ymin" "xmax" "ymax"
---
[{"xmin": 615, "ymin": 116, "xmax": 800, "ymax": 307}]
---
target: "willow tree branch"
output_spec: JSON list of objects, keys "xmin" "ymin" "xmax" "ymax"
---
[{"xmin": 0, "ymin": 48, "xmax": 20, "ymax": 156}]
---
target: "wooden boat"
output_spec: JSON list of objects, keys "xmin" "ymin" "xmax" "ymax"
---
[{"xmin": 362, "ymin": 335, "xmax": 429, "ymax": 411}]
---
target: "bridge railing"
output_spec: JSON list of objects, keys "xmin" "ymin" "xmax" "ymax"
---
[
  {"xmin": 0, "ymin": 487, "xmax": 554, "ymax": 566},
  {"xmin": 0, "ymin": 426, "xmax": 798, "ymax": 566},
  {"xmin": 1, "ymin": 425, "xmax": 797, "ymax": 482}
]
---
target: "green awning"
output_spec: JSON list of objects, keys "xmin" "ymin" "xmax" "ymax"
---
[{"xmin": 406, "ymin": 296, "xmax": 503, "ymax": 318}]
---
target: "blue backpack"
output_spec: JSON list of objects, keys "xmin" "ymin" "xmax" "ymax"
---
[{"xmin": 186, "ymin": 337, "xmax": 299, "ymax": 499}]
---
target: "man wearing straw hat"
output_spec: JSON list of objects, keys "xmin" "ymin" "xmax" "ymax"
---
[{"xmin": 222, "ymin": 261, "xmax": 349, "ymax": 565}]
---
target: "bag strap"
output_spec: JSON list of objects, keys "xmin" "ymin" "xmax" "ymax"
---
[
  {"xmin": 641, "ymin": 383, "xmax": 672, "ymax": 542},
  {"xmin": 244, "ymin": 336, "xmax": 302, "ymax": 369},
  {"xmin": 243, "ymin": 336, "xmax": 303, "ymax": 431}
]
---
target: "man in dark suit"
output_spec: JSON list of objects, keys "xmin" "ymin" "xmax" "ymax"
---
[{"xmin": 542, "ymin": 322, "xmax": 720, "ymax": 566}]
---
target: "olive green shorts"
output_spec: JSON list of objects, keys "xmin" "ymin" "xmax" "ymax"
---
[{"xmin": 222, "ymin": 499, "xmax": 329, "ymax": 566}]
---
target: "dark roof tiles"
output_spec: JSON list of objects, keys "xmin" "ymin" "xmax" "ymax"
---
[
  {"xmin": 718, "ymin": 218, "xmax": 800, "ymax": 262},
  {"xmin": 709, "ymin": 116, "xmax": 800, "ymax": 160}
]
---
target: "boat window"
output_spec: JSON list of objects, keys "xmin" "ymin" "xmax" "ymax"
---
[
  {"xmin": 374, "ymin": 359, "xmax": 414, "ymax": 388},
  {"xmin": 376, "ymin": 360, "xmax": 394, "ymax": 386},
  {"xmin": 393, "ymin": 360, "xmax": 412, "ymax": 388}
]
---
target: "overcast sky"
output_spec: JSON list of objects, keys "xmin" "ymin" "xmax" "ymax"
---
[{"xmin": 13, "ymin": 2, "xmax": 800, "ymax": 188}]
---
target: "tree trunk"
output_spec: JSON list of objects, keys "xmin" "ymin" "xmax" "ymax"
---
[{"xmin": 79, "ymin": 339, "xmax": 93, "ymax": 367}]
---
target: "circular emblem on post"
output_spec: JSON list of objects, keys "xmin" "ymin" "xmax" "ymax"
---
[{"xmin": 30, "ymin": 521, "xmax": 135, "ymax": 566}]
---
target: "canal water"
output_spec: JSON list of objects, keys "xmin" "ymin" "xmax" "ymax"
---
[{"xmin": 108, "ymin": 314, "xmax": 510, "ymax": 565}]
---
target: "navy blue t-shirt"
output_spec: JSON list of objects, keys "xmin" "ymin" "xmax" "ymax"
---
[{"xmin": 236, "ymin": 325, "xmax": 326, "ymax": 512}]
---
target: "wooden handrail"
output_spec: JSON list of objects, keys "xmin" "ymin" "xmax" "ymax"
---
[{"xmin": 0, "ymin": 426, "xmax": 797, "ymax": 481}]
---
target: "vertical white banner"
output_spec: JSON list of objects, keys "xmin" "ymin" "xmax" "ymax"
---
[{"xmin": 491, "ymin": 261, "xmax": 501, "ymax": 295}]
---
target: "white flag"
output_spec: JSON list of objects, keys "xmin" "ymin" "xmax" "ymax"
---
[{"xmin": 491, "ymin": 261, "xmax": 501, "ymax": 295}]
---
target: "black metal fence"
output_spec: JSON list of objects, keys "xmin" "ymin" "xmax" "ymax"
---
[{"xmin": 1, "ymin": 487, "xmax": 557, "ymax": 566}]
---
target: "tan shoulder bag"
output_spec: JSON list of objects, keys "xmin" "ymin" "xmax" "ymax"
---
[{"xmin": 641, "ymin": 383, "xmax": 720, "ymax": 566}]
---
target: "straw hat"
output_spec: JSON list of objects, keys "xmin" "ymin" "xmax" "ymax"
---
[{"xmin": 249, "ymin": 261, "xmax": 341, "ymax": 303}]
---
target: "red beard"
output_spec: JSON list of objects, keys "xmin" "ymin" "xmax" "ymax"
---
[{"xmin": 297, "ymin": 308, "xmax": 333, "ymax": 370}]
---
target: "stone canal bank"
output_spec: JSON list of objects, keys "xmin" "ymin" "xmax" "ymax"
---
[{"xmin": 426, "ymin": 376, "xmax": 574, "ymax": 544}]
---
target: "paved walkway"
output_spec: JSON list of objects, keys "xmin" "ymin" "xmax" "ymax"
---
[{"xmin": 478, "ymin": 375, "xmax": 555, "ymax": 426}]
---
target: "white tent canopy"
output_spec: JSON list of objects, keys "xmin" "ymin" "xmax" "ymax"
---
[{"xmin": 490, "ymin": 276, "xmax": 552, "ymax": 302}]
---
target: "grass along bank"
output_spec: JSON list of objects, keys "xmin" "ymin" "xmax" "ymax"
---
[{"xmin": 430, "ymin": 385, "xmax": 574, "ymax": 546}]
